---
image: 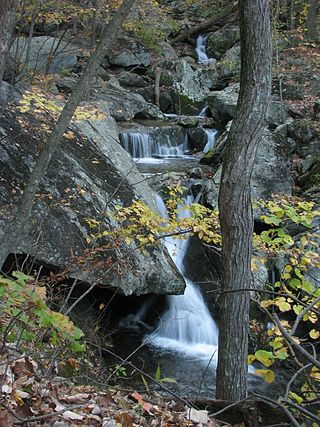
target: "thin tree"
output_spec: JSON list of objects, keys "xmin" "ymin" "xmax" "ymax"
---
[
  {"xmin": 0, "ymin": 0, "xmax": 137, "ymax": 269},
  {"xmin": 216, "ymin": 0, "xmax": 272, "ymax": 401},
  {"xmin": 0, "ymin": 0, "xmax": 18, "ymax": 87}
]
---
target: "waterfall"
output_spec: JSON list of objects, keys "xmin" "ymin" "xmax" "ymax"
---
[
  {"xmin": 120, "ymin": 131, "xmax": 188, "ymax": 160},
  {"xmin": 196, "ymin": 35, "xmax": 215, "ymax": 65},
  {"xmin": 203, "ymin": 128, "xmax": 218, "ymax": 153},
  {"xmin": 149, "ymin": 195, "xmax": 219, "ymax": 359}
]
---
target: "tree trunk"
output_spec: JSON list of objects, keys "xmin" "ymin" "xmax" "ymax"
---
[
  {"xmin": 306, "ymin": 0, "xmax": 319, "ymax": 41},
  {"xmin": 216, "ymin": 0, "xmax": 272, "ymax": 401},
  {"xmin": 0, "ymin": 0, "xmax": 136, "ymax": 269},
  {"xmin": 0, "ymin": 0, "xmax": 17, "ymax": 87}
]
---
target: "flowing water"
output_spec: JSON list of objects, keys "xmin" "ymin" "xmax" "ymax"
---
[
  {"xmin": 196, "ymin": 35, "xmax": 215, "ymax": 65},
  {"xmin": 149, "ymin": 195, "xmax": 219, "ymax": 362},
  {"xmin": 203, "ymin": 128, "xmax": 218, "ymax": 153}
]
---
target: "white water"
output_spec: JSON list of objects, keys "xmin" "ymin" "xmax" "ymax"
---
[
  {"xmin": 203, "ymin": 128, "xmax": 218, "ymax": 153},
  {"xmin": 196, "ymin": 35, "xmax": 215, "ymax": 65},
  {"xmin": 149, "ymin": 195, "xmax": 219, "ymax": 360},
  {"xmin": 120, "ymin": 132, "xmax": 188, "ymax": 161}
]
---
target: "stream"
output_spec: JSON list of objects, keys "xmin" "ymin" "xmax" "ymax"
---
[{"xmin": 110, "ymin": 36, "xmax": 290, "ymax": 399}]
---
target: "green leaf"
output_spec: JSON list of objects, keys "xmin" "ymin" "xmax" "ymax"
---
[
  {"xmin": 155, "ymin": 364, "xmax": 161, "ymax": 381},
  {"xmin": 12, "ymin": 271, "xmax": 32, "ymax": 286},
  {"xmin": 255, "ymin": 350, "xmax": 274, "ymax": 367},
  {"xmin": 289, "ymin": 391, "xmax": 303, "ymax": 404}
]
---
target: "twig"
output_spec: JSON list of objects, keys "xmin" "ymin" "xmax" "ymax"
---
[
  {"xmin": 87, "ymin": 340, "xmax": 195, "ymax": 409},
  {"xmin": 251, "ymin": 394, "xmax": 300, "ymax": 427},
  {"xmin": 209, "ymin": 395, "xmax": 252, "ymax": 418},
  {"xmin": 15, "ymin": 403, "xmax": 87, "ymax": 425},
  {"xmin": 291, "ymin": 294, "xmax": 320, "ymax": 336},
  {"xmin": 282, "ymin": 398, "xmax": 320, "ymax": 423},
  {"xmin": 273, "ymin": 313, "xmax": 320, "ymax": 369},
  {"xmin": 285, "ymin": 363, "xmax": 312, "ymax": 400},
  {"xmin": 196, "ymin": 350, "xmax": 217, "ymax": 401}
]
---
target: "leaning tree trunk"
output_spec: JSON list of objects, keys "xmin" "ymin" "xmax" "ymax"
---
[
  {"xmin": 0, "ymin": 0, "xmax": 136, "ymax": 269},
  {"xmin": 306, "ymin": 0, "xmax": 319, "ymax": 41},
  {"xmin": 0, "ymin": 0, "xmax": 17, "ymax": 87},
  {"xmin": 216, "ymin": 0, "xmax": 272, "ymax": 401}
]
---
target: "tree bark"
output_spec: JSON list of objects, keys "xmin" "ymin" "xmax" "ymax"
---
[
  {"xmin": 0, "ymin": 0, "xmax": 136, "ymax": 269},
  {"xmin": 306, "ymin": 0, "xmax": 319, "ymax": 41},
  {"xmin": 216, "ymin": 0, "xmax": 272, "ymax": 401},
  {"xmin": 0, "ymin": 0, "xmax": 17, "ymax": 87}
]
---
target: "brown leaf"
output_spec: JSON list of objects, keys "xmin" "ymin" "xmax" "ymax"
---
[{"xmin": 115, "ymin": 412, "xmax": 133, "ymax": 427}]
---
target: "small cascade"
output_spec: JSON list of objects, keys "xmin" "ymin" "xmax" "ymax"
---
[
  {"xmin": 149, "ymin": 195, "xmax": 219, "ymax": 359},
  {"xmin": 198, "ymin": 106, "xmax": 208, "ymax": 118},
  {"xmin": 120, "ymin": 131, "xmax": 189, "ymax": 161},
  {"xmin": 196, "ymin": 35, "xmax": 215, "ymax": 65},
  {"xmin": 203, "ymin": 128, "xmax": 218, "ymax": 153}
]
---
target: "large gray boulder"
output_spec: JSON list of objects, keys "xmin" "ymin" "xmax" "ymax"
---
[
  {"xmin": 204, "ymin": 125, "xmax": 294, "ymax": 205},
  {"xmin": 219, "ymin": 45, "xmax": 241, "ymax": 79},
  {"xmin": 207, "ymin": 26, "xmax": 240, "ymax": 58},
  {"xmin": 0, "ymin": 106, "xmax": 185, "ymax": 296},
  {"xmin": 108, "ymin": 42, "xmax": 151, "ymax": 68},
  {"xmin": 206, "ymin": 83, "xmax": 287, "ymax": 129},
  {"xmin": 9, "ymin": 36, "xmax": 78, "ymax": 75}
]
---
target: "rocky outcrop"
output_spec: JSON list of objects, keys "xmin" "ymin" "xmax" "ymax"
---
[
  {"xmin": 206, "ymin": 83, "xmax": 288, "ymax": 129},
  {"xmin": 0, "ymin": 106, "xmax": 185, "ymax": 296},
  {"xmin": 203, "ymin": 125, "xmax": 294, "ymax": 205},
  {"xmin": 207, "ymin": 26, "xmax": 240, "ymax": 58},
  {"xmin": 8, "ymin": 36, "xmax": 78, "ymax": 76}
]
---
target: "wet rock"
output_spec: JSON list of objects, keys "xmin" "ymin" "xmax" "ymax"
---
[
  {"xmin": 187, "ymin": 127, "xmax": 209, "ymax": 151},
  {"xmin": 0, "ymin": 107, "xmax": 185, "ymax": 296},
  {"xmin": 9, "ymin": 36, "xmax": 78, "ymax": 75}
]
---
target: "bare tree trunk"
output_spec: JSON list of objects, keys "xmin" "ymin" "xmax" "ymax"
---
[
  {"xmin": 216, "ymin": 0, "xmax": 272, "ymax": 402},
  {"xmin": 0, "ymin": 0, "xmax": 17, "ymax": 87},
  {"xmin": 0, "ymin": 0, "xmax": 136, "ymax": 269},
  {"xmin": 306, "ymin": 0, "xmax": 319, "ymax": 40}
]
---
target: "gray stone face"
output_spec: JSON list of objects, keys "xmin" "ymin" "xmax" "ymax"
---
[
  {"xmin": 0, "ymin": 107, "xmax": 185, "ymax": 296},
  {"xmin": 109, "ymin": 47, "xmax": 151, "ymax": 68},
  {"xmin": 9, "ymin": 36, "xmax": 78, "ymax": 75},
  {"xmin": 207, "ymin": 26, "xmax": 240, "ymax": 58},
  {"xmin": 206, "ymin": 84, "xmax": 288, "ymax": 129},
  {"xmin": 219, "ymin": 45, "xmax": 241, "ymax": 79}
]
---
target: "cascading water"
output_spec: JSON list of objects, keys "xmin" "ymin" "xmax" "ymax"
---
[
  {"xmin": 120, "ymin": 131, "xmax": 188, "ymax": 161},
  {"xmin": 149, "ymin": 195, "xmax": 219, "ymax": 360},
  {"xmin": 203, "ymin": 128, "xmax": 218, "ymax": 153},
  {"xmin": 196, "ymin": 35, "xmax": 215, "ymax": 65}
]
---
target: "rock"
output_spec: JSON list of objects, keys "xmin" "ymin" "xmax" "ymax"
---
[
  {"xmin": 204, "ymin": 126, "xmax": 293, "ymax": 204},
  {"xmin": 158, "ymin": 58, "xmax": 217, "ymax": 114},
  {"xmin": 288, "ymin": 118, "xmax": 320, "ymax": 159},
  {"xmin": 187, "ymin": 127, "xmax": 209, "ymax": 151},
  {"xmin": 158, "ymin": 41, "xmax": 179, "ymax": 60},
  {"xmin": 314, "ymin": 99, "xmax": 320, "ymax": 116},
  {"xmin": 117, "ymin": 71, "xmax": 149, "ymax": 88},
  {"xmin": 9, "ymin": 36, "xmax": 78, "ymax": 75},
  {"xmin": 109, "ymin": 43, "xmax": 151, "ymax": 68},
  {"xmin": 206, "ymin": 83, "xmax": 239, "ymax": 128},
  {"xmin": 207, "ymin": 26, "xmax": 240, "ymax": 58},
  {"xmin": 206, "ymin": 84, "xmax": 288, "ymax": 129},
  {"xmin": 283, "ymin": 82, "xmax": 305, "ymax": 100},
  {"xmin": 0, "ymin": 107, "xmax": 185, "ymax": 296},
  {"xmin": 219, "ymin": 44, "xmax": 241, "ymax": 80},
  {"xmin": 0, "ymin": 81, "xmax": 22, "ymax": 104}
]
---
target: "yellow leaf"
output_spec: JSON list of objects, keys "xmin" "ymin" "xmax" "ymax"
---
[
  {"xmin": 248, "ymin": 354, "xmax": 255, "ymax": 364},
  {"xmin": 99, "ymin": 303, "xmax": 105, "ymax": 310},
  {"xmin": 255, "ymin": 369, "xmax": 275, "ymax": 384},
  {"xmin": 309, "ymin": 329, "xmax": 320, "ymax": 339}
]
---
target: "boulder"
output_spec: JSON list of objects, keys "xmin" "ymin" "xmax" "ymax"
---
[
  {"xmin": 0, "ymin": 106, "xmax": 185, "ymax": 296},
  {"xmin": 204, "ymin": 126, "xmax": 294, "ymax": 205},
  {"xmin": 108, "ymin": 42, "xmax": 151, "ymax": 68},
  {"xmin": 117, "ymin": 71, "xmax": 149, "ymax": 88},
  {"xmin": 218, "ymin": 45, "xmax": 241, "ymax": 80},
  {"xmin": 207, "ymin": 26, "xmax": 240, "ymax": 58},
  {"xmin": 9, "ymin": 36, "xmax": 78, "ymax": 75},
  {"xmin": 206, "ymin": 84, "xmax": 288, "ymax": 129}
]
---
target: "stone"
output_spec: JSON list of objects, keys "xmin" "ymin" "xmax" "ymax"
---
[
  {"xmin": 9, "ymin": 36, "xmax": 78, "ymax": 75},
  {"xmin": 0, "ymin": 107, "xmax": 185, "ymax": 296},
  {"xmin": 206, "ymin": 84, "xmax": 288, "ymax": 129},
  {"xmin": 117, "ymin": 71, "xmax": 149, "ymax": 88},
  {"xmin": 219, "ymin": 44, "xmax": 241, "ymax": 79},
  {"xmin": 203, "ymin": 126, "xmax": 293, "ymax": 204},
  {"xmin": 187, "ymin": 127, "xmax": 209, "ymax": 151},
  {"xmin": 109, "ymin": 45, "xmax": 151, "ymax": 68},
  {"xmin": 207, "ymin": 26, "xmax": 240, "ymax": 58}
]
